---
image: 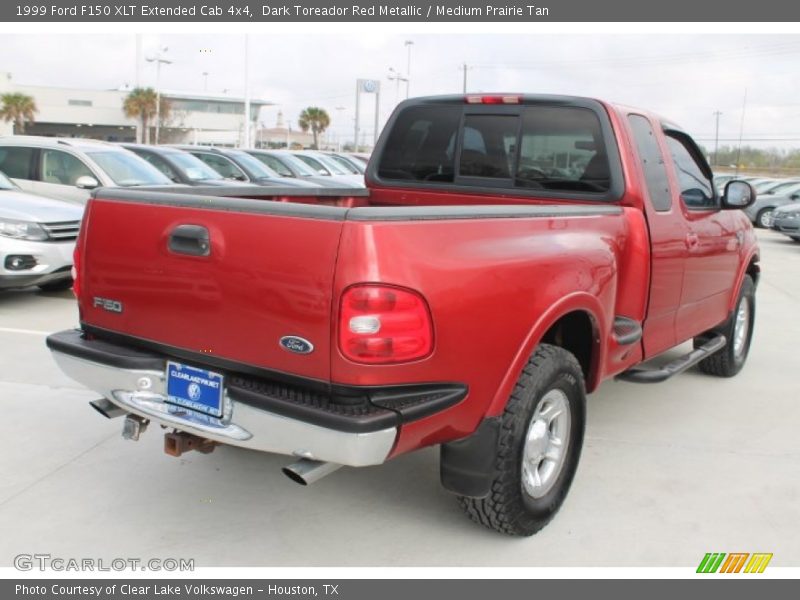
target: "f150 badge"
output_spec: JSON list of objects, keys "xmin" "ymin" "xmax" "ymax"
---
[
  {"xmin": 93, "ymin": 297, "xmax": 123, "ymax": 313},
  {"xmin": 279, "ymin": 336, "xmax": 314, "ymax": 354}
]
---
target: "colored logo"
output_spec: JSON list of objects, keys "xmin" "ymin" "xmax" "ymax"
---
[
  {"xmin": 187, "ymin": 383, "xmax": 201, "ymax": 401},
  {"xmin": 697, "ymin": 552, "xmax": 773, "ymax": 573},
  {"xmin": 279, "ymin": 336, "xmax": 315, "ymax": 355}
]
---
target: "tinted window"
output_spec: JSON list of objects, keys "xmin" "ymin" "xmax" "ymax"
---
[
  {"xmin": 628, "ymin": 115, "xmax": 672, "ymax": 211},
  {"xmin": 0, "ymin": 146, "xmax": 36, "ymax": 179},
  {"xmin": 377, "ymin": 103, "xmax": 611, "ymax": 194},
  {"xmin": 516, "ymin": 107, "xmax": 609, "ymax": 192},
  {"xmin": 459, "ymin": 115, "xmax": 517, "ymax": 178},
  {"xmin": 86, "ymin": 151, "xmax": 171, "ymax": 186},
  {"xmin": 665, "ymin": 134, "xmax": 715, "ymax": 209},
  {"xmin": 40, "ymin": 149, "xmax": 93, "ymax": 185},
  {"xmin": 252, "ymin": 153, "xmax": 294, "ymax": 177},
  {"xmin": 377, "ymin": 105, "xmax": 461, "ymax": 182}
]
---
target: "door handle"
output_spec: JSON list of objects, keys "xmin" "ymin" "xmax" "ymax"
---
[
  {"xmin": 685, "ymin": 233, "xmax": 699, "ymax": 249},
  {"xmin": 168, "ymin": 224, "xmax": 211, "ymax": 257}
]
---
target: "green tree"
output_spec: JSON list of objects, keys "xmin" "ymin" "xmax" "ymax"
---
[
  {"xmin": 123, "ymin": 88, "xmax": 170, "ymax": 144},
  {"xmin": 298, "ymin": 106, "xmax": 331, "ymax": 149},
  {"xmin": 0, "ymin": 93, "xmax": 38, "ymax": 134}
]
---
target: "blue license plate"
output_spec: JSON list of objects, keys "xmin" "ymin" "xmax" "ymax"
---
[{"xmin": 166, "ymin": 361, "xmax": 224, "ymax": 417}]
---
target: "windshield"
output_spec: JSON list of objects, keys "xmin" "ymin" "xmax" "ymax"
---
[
  {"xmin": 0, "ymin": 171, "xmax": 16, "ymax": 190},
  {"xmin": 277, "ymin": 153, "xmax": 318, "ymax": 176},
  {"xmin": 326, "ymin": 154, "xmax": 362, "ymax": 174},
  {"xmin": 87, "ymin": 151, "xmax": 172, "ymax": 186},
  {"xmin": 167, "ymin": 151, "xmax": 225, "ymax": 181},
  {"xmin": 227, "ymin": 150, "xmax": 280, "ymax": 179},
  {"xmin": 768, "ymin": 181, "xmax": 800, "ymax": 195},
  {"xmin": 250, "ymin": 153, "xmax": 294, "ymax": 177},
  {"xmin": 754, "ymin": 180, "xmax": 779, "ymax": 192},
  {"xmin": 309, "ymin": 153, "xmax": 351, "ymax": 175}
]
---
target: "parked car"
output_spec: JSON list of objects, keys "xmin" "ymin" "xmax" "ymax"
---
[
  {"xmin": 752, "ymin": 179, "xmax": 782, "ymax": 195},
  {"xmin": 171, "ymin": 145, "xmax": 320, "ymax": 188},
  {"xmin": 0, "ymin": 170, "xmax": 82, "ymax": 291},
  {"xmin": 290, "ymin": 150, "xmax": 365, "ymax": 187},
  {"xmin": 0, "ymin": 136, "xmax": 176, "ymax": 204},
  {"xmin": 121, "ymin": 144, "xmax": 258, "ymax": 188},
  {"xmin": 346, "ymin": 152, "xmax": 370, "ymax": 166},
  {"xmin": 758, "ymin": 179, "xmax": 800, "ymax": 196},
  {"xmin": 324, "ymin": 152, "xmax": 366, "ymax": 174},
  {"xmin": 769, "ymin": 203, "xmax": 800, "ymax": 241},
  {"xmin": 743, "ymin": 182, "xmax": 800, "ymax": 228},
  {"xmin": 48, "ymin": 94, "xmax": 758, "ymax": 537},
  {"xmin": 243, "ymin": 149, "xmax": 354, "ymax": 188}
]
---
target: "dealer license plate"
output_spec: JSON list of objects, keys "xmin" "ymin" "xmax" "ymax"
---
[{"xmin": 166, "ymin": 361, "xmax": 224, "ymax": 418}]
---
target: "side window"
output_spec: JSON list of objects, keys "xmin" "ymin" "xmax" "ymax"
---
[
  {"xmin": 0, "ymin": 146, "xmax": 36, "ymax": 179},
  {"xmin": 140, "ymin": 153, "xmax": 178, "ymax": 181},
  {"xmin": 458, "ymin": 115, "xmax": 518, "ymax": 179},
  {"xmin": 627, "ymin": 115, "xmax": 672, "ymax": 211},
  {"xmin": 665, "ymin": 133, "xmax": 715, "ymax": 209},
  {"xmin": 260, "ymin": 154, "xmax": 293, "ymax": 177},
  {"xmin": 194, "ymin": 153, "xmax": 245, "ymax": 180},
  {"xmin": 40, "ymin": 149, "xmax": 93, "ymax": 186}
]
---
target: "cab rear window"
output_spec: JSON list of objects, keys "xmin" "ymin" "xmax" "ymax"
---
[{"xmin": 377, "ymin": 103, "xmax": 614, "ymax": 196}]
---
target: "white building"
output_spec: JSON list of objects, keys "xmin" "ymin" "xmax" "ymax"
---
[{"xmin": 0, "ymin": 72, "xmax": 273, "ymax": 146}]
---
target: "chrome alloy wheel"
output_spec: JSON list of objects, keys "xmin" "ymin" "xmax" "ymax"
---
[
  {"xmin": 521, "ymin": 389, "xmax": 571, "ymax": 499},
  {"xmin": 733, "ymin": 296, "xmax": 751, "ymax": 359}
]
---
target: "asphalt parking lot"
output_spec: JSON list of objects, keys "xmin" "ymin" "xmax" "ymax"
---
[{"xmin": 1, "ymin": 230, "xmax": 798, "ymax": 568}]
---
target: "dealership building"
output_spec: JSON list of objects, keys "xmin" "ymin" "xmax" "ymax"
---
[{"xmin": 0, "ymin": 71, "xmax": 309, "ymax": 147}]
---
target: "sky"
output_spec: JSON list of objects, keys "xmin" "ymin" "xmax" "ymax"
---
[{"xmin": 1, "ymin": 32, "xmax": 799, "ymax": 150}]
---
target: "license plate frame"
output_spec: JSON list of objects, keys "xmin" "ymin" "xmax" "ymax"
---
[{"xmin": 166, "ymin": 361, "xmax": 224, "ymax": 418}]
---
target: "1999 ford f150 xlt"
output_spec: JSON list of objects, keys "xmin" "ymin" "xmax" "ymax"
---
[{"xmin": 47, "ymin": 95, "xmax": 760, "ymax": 536}]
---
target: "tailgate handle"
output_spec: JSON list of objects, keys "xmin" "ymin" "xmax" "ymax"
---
[{"xmin": 168, "ymin": 225, "xmax": 211, "ymax": 257}]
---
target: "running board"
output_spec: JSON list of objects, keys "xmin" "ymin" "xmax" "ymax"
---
[{"xmin": 615, "ymin": 335, "xmax": 726, "ymax": 384}]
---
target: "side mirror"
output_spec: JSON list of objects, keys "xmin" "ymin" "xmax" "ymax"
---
[
  {"xmin": 75, "ymin": 175, "xmax": 99, "ymax": 190},
  {"xmin": 721, "ymin": 180, "xmax": 755, "ymax": 209}
]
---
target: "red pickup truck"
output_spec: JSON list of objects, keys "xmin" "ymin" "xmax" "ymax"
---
[{"xmin": 48, "ymin": 94, "xmax": 759, "ymax": 536}]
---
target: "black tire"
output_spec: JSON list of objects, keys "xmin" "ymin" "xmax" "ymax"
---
[
  {"xmin": 458, "ymin": 344, "xmax": 586, "ymax": 536},
  {"xmin": 755, "ymin": 208, "xmax": 774, "ymax": 229},
  {"xmin": 695, "ymin": 275, "xmax": 755, "ymax": 377},
  {"xmin": 790, "ymin": 236, "xmax": 800, "ymax": 243},
  {"xmin": 38, "ymin": 278, "xmax": 73, "ymax": 292}
]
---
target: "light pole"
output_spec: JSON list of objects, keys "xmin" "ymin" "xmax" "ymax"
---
[
  {"xmin": 146, "ymin": 46, "xmax": 171, "ymax": 145},
  {"xmin": 404, "ymin": 40, "xmax": 414, "ymax": 99},
  {"xmin": 713, "ymin": 110, "xmax": 722, "ymax": 167},
  {"xmin": 243, "ymin": 34, "xmax": 251, "ymax": 148},
  {"xmin": 334, "ymin": 106, "xmax": 346, "ymax": 151},
  {"xmin": 202, "ymin": 71, "xmax": 209, "ymax": 91},
  {"xmin": 388, "ymin": 67, "xmax": 408, "ymax": 105}
]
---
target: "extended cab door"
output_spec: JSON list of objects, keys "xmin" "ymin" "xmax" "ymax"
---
[
  {"xmin": 626, "ymin": 114, "xmax": 687, "ymax": 357},
  {"xmin": 662, "ymin": 130, "xmax": 741, "ymax": 341}
]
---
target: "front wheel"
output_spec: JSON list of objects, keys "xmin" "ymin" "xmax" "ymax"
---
[
  {"xmin": 458, "ymin": 344, "xmax": 586, "ymax": 536},
  {"xmin": 695, "ymin": 275, "xmax": 755, "ymax": 377}
]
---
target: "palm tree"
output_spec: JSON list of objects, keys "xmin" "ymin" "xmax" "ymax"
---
[
  {"xmin": 0, "ymin": 93, "xmax": 38, "ymax": 134},
  {"xmin": 123, "ymin": 88, "xmax": 158, "ymax": 144},
  {"xmin": 298, "ymin": 107, "xmax": 331, "ymax": 149}
]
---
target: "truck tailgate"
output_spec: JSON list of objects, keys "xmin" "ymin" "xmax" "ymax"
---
[{"xmin": 79, "ymin": 192, "xmax": 346, "ymax": 381}]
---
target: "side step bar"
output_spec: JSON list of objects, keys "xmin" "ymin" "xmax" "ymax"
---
[{"xmin": 616, "ymin": 335, "xmax": 726, "ymax": 384}]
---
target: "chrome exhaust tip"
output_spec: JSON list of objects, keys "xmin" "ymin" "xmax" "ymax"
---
[
  {"xmin": 282, "ymin": 459, "xmax": 343, "ymax": 486},
  {"xmin": 89, "ymin": 398, "xmax": 126, "ymax": 419}
]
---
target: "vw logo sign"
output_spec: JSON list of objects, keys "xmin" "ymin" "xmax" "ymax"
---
[
  {"xmin": 188, "ymin": 383, "xmax": 202, "ymax": 401},
  {"xmin": 280, "ymin": 336, "xmax": 315, "ymax": 355},
  {"xmin": 362, "ymin": 79, "xmax": 377, "ymax": 93}
]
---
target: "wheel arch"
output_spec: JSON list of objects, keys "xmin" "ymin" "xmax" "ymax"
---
[{"xmin": 485, "ymin": 293, "xmax": 606, "ymax": 417}]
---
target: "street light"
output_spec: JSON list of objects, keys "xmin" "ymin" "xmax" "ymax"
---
[
  {"xmin": 404, "ymin": 40, "xmax": 414, "ymax": 99},
  {"xmin": 202, "ymin": 71, "xmax": 209, "ymax": 92},
  {"xmin": 145, "ymin": 46, "xmax": 172, "ymax": 145},
  {"xmin": 387, "ymin": 67, "xmax": 408, "ymax": 106}
]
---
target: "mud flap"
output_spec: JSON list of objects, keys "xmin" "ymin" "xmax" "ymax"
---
[{"xmin": 440, "ymin": 417, "xmax": 501, "ymax": 498}]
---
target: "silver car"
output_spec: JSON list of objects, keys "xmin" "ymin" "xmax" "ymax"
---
[
  {"xmin": 743, "ymin": 181, "xmax": 800, "ymax": 228},
  {"xmin": 0, "ymin": 136, "xmax": 175, "ymax": 205},
  {"xmin": 0, "ymin": 171, "xmax": 82, "ymax": 291}
]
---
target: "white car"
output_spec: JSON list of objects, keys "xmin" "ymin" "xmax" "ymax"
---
[
  {"xmin": 0, "ymin": 170, "xmax": 83, "ymax": 291},
  {"xmin": 290, "ymin": 151, "xmax": 366, "ymax": 187},
  {"xmin": 0, "ymin": 136, "xmax": 175, "ymax": 205}
]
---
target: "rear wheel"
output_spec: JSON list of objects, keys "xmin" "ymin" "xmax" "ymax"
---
[
  {"xmin": 756, "ymin": 208, "xmax": 774, "ymax": 229},
  {"xmin": 695, "ymin": 275, "xmax": 755, "ymax": 377},
  {"xmin": 458, "ymin": 344, "xmax": 586, "ymax": 536},
  {"xmin": 790, "ymin": 236, "xmax": 800, "ymax": 243}
]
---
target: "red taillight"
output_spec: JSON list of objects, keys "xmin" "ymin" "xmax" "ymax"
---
[
  {"xmin": 465, "ymin": 94, "xmax": 521, "ymax": 105},
  {"xmin": 339, "ymin": 285, "xmax": 433, "ymax": 364},
  {"xmin": 71, "ymin": 244, "xmax": 81, "ymax": 299}
]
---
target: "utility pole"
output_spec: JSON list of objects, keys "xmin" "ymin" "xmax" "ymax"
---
[
  {"xmin": 713, "ymin": 111, "xmax": 722, "ymax": 166},
  {"xmin": 404, "ymin": 40, "xmax": 414, "ymax": 98},
  {"xmin": 461, "ymin": 63, "xmax": 469, "ymax": 93},
  {"xmin": 146, "ymin": 46, "xmax": 171, "ymax": 145},
  {"xmin": 243, "ymin": 34, "xmax": 251, "ymax": 148}
]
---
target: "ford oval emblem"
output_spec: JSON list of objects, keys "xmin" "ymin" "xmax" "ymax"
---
[{"xmin": 279, "ymin": 336, "xmax": 314, "ymax": 355}]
